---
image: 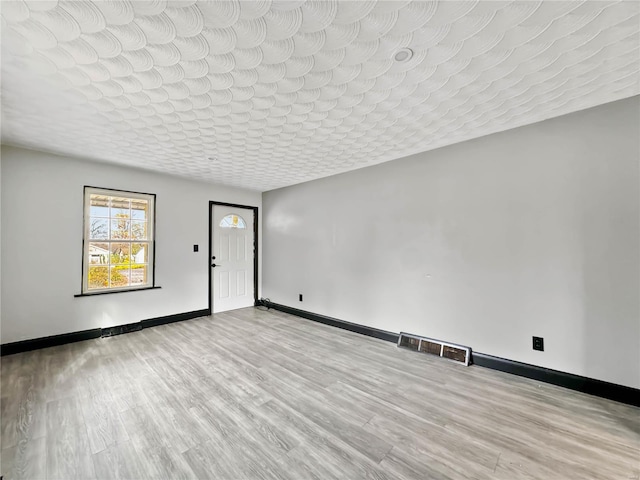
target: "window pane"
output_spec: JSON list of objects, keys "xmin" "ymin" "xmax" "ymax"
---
[
  {"xmin": 90, "ymin": 195, "xmax": 109, "ymax": 217},
  {"xmin": 131, "ymin": 243, "xmax": 148, "ymax": 263},
  {"xmin": 110, "ymin": 243, "xmax": 130, "ymax": 264},
  {"xmin": 83, "ymin": 188, "xmax": 155, "ymax": 294},
  {"xmin": 111, "ymin": 218, "xmax": 130, "ymax": 239},
  {"xmin": 131, "ymin": 200, "xmax": 148, "ymax": 220},
  {"xmin": 131, "ymin": 220, "xmax": 147, "ymax": 240},
  {"xmin": 130, "ymin": 264, "xmax": 148, "ymax": 286},
  {"xmin": 220, "ymin": 214, "xmax": 246, "ymax": 229},
  {"xmin": 88, "ymin": 266, "xmax": 109, "ymax": 290},
  {"xmin": 111, "ymin": 197, "xmax": 130, "ymax": 217},
  {"xmin": 88, "ymin": 242, "xmax": 109, "ymax": 264},
  {"xmin": 89, "ymin": 218, "xmax": 108, "ymax": 239},
  {"xmin": 110, "ymin": 266, "xmax": 130, "ymax": 288}
]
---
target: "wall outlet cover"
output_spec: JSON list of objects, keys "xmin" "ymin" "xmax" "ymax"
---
[{"xmin": 533, "ymin": 336, "xmax": 544, "ymax": 351}]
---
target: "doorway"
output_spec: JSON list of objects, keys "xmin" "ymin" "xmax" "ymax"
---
[{"xmin": 209, "ymin": 202, "xmax": 258, "ymax": 313}]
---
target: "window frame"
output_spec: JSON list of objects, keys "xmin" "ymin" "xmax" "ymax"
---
[{"xmin": 81, "ymin": 186, "xmax": 157, "ymax": 295}]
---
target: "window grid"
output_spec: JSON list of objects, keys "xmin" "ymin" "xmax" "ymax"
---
[
  {"xmin": 83, "ymin": 187, "xmax": 155, "ymax": 294},
  {"xmin": 219, "ymin": 214, "xmax": 247, "ymax": 229}
]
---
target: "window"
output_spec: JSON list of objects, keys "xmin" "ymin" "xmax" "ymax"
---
[
  {"xmin": 82, "ymin": 187, "xmax": 155, "ymax": 294},
  {"xmin": 219, "ymin": 214, "xmax": 246, "ymax": 229}
]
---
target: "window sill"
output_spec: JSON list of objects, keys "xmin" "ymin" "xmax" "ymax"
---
[{"xmin": 74, "ymin": 286, "xmax": 162, "ymax": 297}]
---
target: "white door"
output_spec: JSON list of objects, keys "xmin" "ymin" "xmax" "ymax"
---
[{"xmin": 212, "ymin": 205, "xmax": 255, "ymax": 313}]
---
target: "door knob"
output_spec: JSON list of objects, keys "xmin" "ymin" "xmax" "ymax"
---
[{"xmin": 211, "ymin": 263, "xmax": 219, "ymax": 268}]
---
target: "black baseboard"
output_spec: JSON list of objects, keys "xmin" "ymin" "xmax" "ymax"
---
[
  {"xmin": 141, "ymin": 309, "xmax": 210, "ymax": 329},
  {"xmin": 260, "ymin": 301, "xmax": 639, "ymax": 407},
  {"xmin": 1, "ymin": 308, "xmax": 211, "ymax": 356},
  {"xmin": 473, "ymin": 353, "xmax": 640, "ymax": 407},
  {"xmin": 261, "ymin": 301, "xmax": 399, "ymax": 343},
  {"xmin": 1, "ymin": 329, "xmax": 102, "ymax": 356}
]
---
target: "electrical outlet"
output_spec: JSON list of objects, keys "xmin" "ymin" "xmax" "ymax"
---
[
  {"xmin": 533, "ymin": 336, "xmax": 544, "ymax": 351},
  {"xmin": 299, "ymin": 294, "xmax": 303, "ymax": 302},
  {"xmin": 193, "ymin": 244, "xmax": 199, "ymax": 252}
]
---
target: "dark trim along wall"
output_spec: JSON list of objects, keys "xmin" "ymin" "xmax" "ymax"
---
[
  {"xmin": 3, "ymin": 302, "xmax": 638, "ymax": 407},
  {"xmin": 0, "ymin": 309, "xmax": 210, "ymax": 356},
  {"xmin": 262, "ymin": 301, "xmax": 399, "ymax": 343},
  {"xmin": 260, "ymin": 301, "xmax": 640, "ymax": 407},
  {"xmin": 471, "ymin": 353, "xmax": 640, "ymax": 407}
]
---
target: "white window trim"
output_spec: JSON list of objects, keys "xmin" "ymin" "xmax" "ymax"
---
[{"xmin": 82, "ymin": 187, "xmax": 156, "ymax": 295}]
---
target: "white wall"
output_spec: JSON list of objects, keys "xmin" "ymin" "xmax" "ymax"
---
[
  {"xmin": 262, "ymin": 97, "xmax": 640, "ymax": 389},
  {"xmin": 0, "ymin": 145, "xmax": 261, "ymax": 344}
]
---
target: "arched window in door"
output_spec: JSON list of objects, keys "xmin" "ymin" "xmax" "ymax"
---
[{"xmin": 219, "ymin": 214, "xmax": 247, "ymax": 229}]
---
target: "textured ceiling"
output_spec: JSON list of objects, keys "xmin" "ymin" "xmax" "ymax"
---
[{"xmin": 1, "ymin": 1, "xmax": 639, "ymax": 192}]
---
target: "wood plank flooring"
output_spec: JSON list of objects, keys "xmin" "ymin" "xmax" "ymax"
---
[{"xmin": 1, "ymin": 307, "xmax": 638, "ymax": 479}]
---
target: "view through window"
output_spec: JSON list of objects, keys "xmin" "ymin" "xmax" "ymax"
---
[
  {"xmin": 219, "ymin": 214, "xmax": 247, "ymax": 229},
  {"xmin": 83, "ymin": 187, "xmax": 155, "ymax": 293}
]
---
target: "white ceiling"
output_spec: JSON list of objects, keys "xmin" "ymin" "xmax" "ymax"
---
[{"xmin": 1, "ymin": 1, "xmax": 639, "ymax": 192}]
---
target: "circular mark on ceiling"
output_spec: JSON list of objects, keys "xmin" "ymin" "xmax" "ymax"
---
[{"xmin": 394, "ymin": 47, "xmax": 413, "ymax": 62}]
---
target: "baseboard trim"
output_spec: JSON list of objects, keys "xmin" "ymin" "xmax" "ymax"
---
[
  {"xmin": 1, "ymin": 329, "xmax": 102, "ymax": 356},
  {"xmin": 1, "ymin": 308, "xmax": 211, "ymax": 356},
  {"xmin": 262, "ymin": 301, "xmax": 399, "ymax": 343},
  {"xmin": 4, "ymin": 304, "xmax": 637, "ymax": 406},
  {"xmin": 472, "ymin": 352, "xmax": 640, "ymax": 407},
  {"xmin": 261, "ymin": 301, "xmax": 638, "ymax": 407},
  {"xmin": 140, "ymin": 309, "xmax": 211, "ymax": 329}
]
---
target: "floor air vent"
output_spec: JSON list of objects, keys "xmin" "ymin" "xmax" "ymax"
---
[
  {"xmin": 398, "ymin": 335, "xmax": 420, "ymax": 351},
  {"xmin": 398, "ymin": 333, "xmax": 471, "ymax": 366},
  {"xmin": 101, "ymin": 323, "xmax": 142, "ymax": 337}
]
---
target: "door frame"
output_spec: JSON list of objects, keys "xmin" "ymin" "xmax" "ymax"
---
[{"xmin": 208, "ymin": 201, "xmax": 259, "ymax": 314}]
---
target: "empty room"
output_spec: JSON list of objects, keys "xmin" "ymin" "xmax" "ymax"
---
[{"xmin": 1, "ymin": 1, "xmax": 639, "ymax": 479}]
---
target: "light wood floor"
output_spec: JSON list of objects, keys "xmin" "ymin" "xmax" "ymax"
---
[{"xmin": 1, "ymin": 307, "xmax": 638, "ymax": 480}]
